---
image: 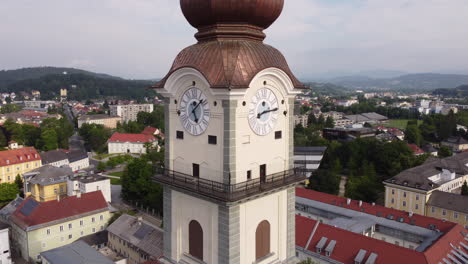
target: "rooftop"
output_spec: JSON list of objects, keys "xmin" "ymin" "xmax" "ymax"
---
[
  {"xmin": 108, "ymin": 132, "xmax": 156, "ymax": 143},
  {"xmin": 107, "ymin": 214, "xmax": 163, "ymax": 258},
  {"xmin": 79, "ymin": 230, "xmax": 108, "ymax": 247},
  {"xmin": 40, "ymin": 149, "xmax": 68, "ymax": 164},
  {"xmin": 0, "ymin": 147, "xmax": 40, "ymax": 167},
  {"xmin": 294, "ymin": 146, "xmax": 327, "ymax": 155},
  {"xmin": 11, "ymin": 191, "xmax": 108, "ymax": 230},
  {"xmin": 443, "ymin": 136, "xmax": 468, "ymax": 145},
  {"xmin": 72, "ymin": 174, "xmax": 108, "ymax": 184},
  {"xmin": 41, "ymin": 240, "xmax": 113, "ymax": 264},
  {"xmin": 426, "ymin": 190, "xmax": 468, "ymax": 214},
  {"xmin": 25, "ymin": 165, "xmax": 73, "ymax": 186},
  {"xmin": 78, "ymin": 114, "xmax": 120, "ymax": 121}
]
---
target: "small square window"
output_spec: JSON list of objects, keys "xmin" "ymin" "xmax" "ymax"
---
[
  {"xmin": 176, "ymin": 131, "xmax": 184, "ymax": 139},
  {"xmin": 68, "ymin": 234, "xmax": 73, "ymax": 239},
  {"xmin": 275, "ymin": 131, "xmax": 282, "ymax": 139},
  {"xmin": 208, "ymin": 135, "xmax": 217, "ymax": 145},
  {"xmin": 247, "ymin": 170, "xmax": 252, "ymax": 180}
]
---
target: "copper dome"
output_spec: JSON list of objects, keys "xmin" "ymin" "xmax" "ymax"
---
[{"xmin": 180, "ymin": 0, "xmax": 284, "ymax": 30}]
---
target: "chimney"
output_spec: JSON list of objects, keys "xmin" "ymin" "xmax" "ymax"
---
[
  {"xmin": 359, "ymin": 200, "xmax": 363, "ymax": 207},
  {"xmin": 409, "ymin": 211, "xmax": 413, "ymax": 217},
  {"xmin": 57, "ymin": 195, "xmax": 60, "ymax": 202},
  {"xmin": 137, "ymin": 216, "xmax": 143, "ymax": 225},
  {"xmin": 371, "ymin": 202, "xmax": 376, "ymax": 206},
  {"xmin": 346, "ymin": 198, "xmax": 351, "ymax": 205},
  {"xmin": 77, "ymin": 192, "xmax": 81, "ymax": 198}
]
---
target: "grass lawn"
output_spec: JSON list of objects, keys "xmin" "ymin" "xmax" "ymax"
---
[
  {"xmin": 110, "ymin": 178, "xmax": 122, "ymax": 185},
  {"xmin": 94, "ymin": 153, "xmax": 116, "ymax": 160},
  {"xmin": 109, "ymin": 171, "xmax": 124, "ymax": 177},
  {"xmin": 385, "ymin": 119, "xmax": 422, "ymax": 130}
]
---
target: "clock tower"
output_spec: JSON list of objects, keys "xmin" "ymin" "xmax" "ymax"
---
[{"xmin": 153, "ymin": 1, "xmax": 305, "ymax": 263}]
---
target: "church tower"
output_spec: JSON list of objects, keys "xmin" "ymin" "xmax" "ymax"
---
[{"xmin": 153, "ymin": 1, "xmax": 305, "ymax": 263}]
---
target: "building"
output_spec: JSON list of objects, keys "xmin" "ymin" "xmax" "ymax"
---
[
  {"xmin": 67, "ymin": 174, "xmax": 111, "ymax": 203},
  {"xmin": 344, "ymin": 112, "xmax": 388, "ymax": 124},
  {"xmin": 9, "ymin": 191, "xmax": 110, "ymax": 262},
  {"xmin": 41, "ymin": 150, "xmax": 90, "ymax": 172},
  {"xmin": 426, "ymin": 190, "xmax": 468, "ymax": 228},
  {"xmin": 40, "ymin": 240, "xmax": 114, "ymax": 264},
  {"xmin": 109, "ymin": 104, "xmax": 154, "ymax": 122},
  {"xmin": 408, "ymin": 144, "xmax": 425, "ymax": 156},
  {"xmin": 441, "ymin": 136, "xmax": 468, "ymax": 152},
  {"xmin": 108, "ymin": 133, "xmax": 157, "ymax": 154},
  {"xmin": 142, "ymin": 126, "xmax": 165, "ymax": 140},
  {"xmin": 107, "ymin": 214, "xmax": 163, "ymax": 264},
  {"xmin": 23, "ymin": 100, "xmax": 56, "ymax": 110},
  {"xmin": 79, "ymin": 230, "xmax": 108, "ymax": 250},
  {"xmin": 0, "ymin": 109, "xmax": 61, "ymax": 125},
  {"xmin": 335, "ymin": 99, "xmax": 359, "ymax": 107},
  {"xmin": 0, "ymin": 147, "xmax": 42, "ymax": 184},
  {"xmin": 333, "ymin": 118, "xmax": 353, "ymax": 127},
  {"xmin": 0, "ymin": 223, "xmax": 12, "ymax": 264},
  {"xmin": 78, "ymin": 114, "xmax": 122, "ymax": 129},
  {"xmin": 0, "ymin": 196, "xmax": 24, "ymax": 224},
  {"xmin": 67, "ymin": 151, "xmax": 90, "ymax": 171},
  {"xmin": 383, "ymin": 152, "xmax": 468, "ymax": 221},
  {"xmin": 294, "ymin": 114, "xmax": 309, "ymax": 128},
  {"xmin": 323, "ymin": 127, "xmax": 376, "ymax": 142},
  {"xmin": 294, "ymin": 147, "xmax": 327, "ymax": 177},
  {"xmin": 422, "ymin": 144, "xmax": 438, "ymax": 156},
  {"xmin": 153, "ymin": 1, "xmax": 305, "ymax": 263},
  {"xmin": 22, "ymin": 165, "xmax": 73, "ymax": 202},
  {"xmin": 295, "ymin": 188, "xmax": 468, "ymax": 264}
]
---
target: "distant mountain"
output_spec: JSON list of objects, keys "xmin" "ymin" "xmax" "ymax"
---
[
  {"xmin": 0, "ymin": 67, "xmax": 121, "ymax": 89},
  {"xmin": 326, "ymin": 73, "xmax": 468, "ymax": 91},
  {"xmin": 304, "ymin": 82, "xmax": 352, "ymax": 97},
  {"xmin": 433, "ymin": 85, "xmax": 468, "ymax": 97}
]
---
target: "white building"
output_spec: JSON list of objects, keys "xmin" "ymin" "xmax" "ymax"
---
[
  {"xmin": 107, "ymin": 133, "xmax": 157, "ymax": 154},
  {"xmin": 41, "ymin": 150, "xmax": 90, "ymax": 172},
  {"xmin": 67, "ymin": 175, "xmax": 111, "ymax": 203},
  {"xmin": 67, "ymin": 152, "xmax": 90, "ymax": 172},
  {"xmin": 109, "ymin": 104, "xmax": 154, "ymax": 122},
  {"xmin": 294, "ymin": 147, "xmax": 327, "ymax": 177},
  {"xmin": 0, "ymin": 223, "xmax": 12, "ymax": 264}
]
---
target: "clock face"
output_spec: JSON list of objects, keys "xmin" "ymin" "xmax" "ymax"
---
[
  {"xmin": 179, "ymin": 87, "xmax": 210, "ymax": 136},
  {"xmin": 248, "ymin": 88, "xmax": 279, "ymax": 136}
]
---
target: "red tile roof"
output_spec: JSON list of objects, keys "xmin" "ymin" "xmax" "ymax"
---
[
  {"xmin": 296, "ymin": 188, "xmax": 455, "ymax": 232},
  {"xmin": 11, "ymin": 191, "xmax": 108, "ymax": 230},
  {"xmin": 296, "ymin": 216, "xmax": 427, "ymax": 264},
  {"xmin": 408, "ymin": 144, "xmax": 425, "ymax": 155},
  {"xmin": 108, "ymin": 132, "xmax": 156, "ymax": 143},
  {"xmin": 0, "ymin": 147, "xmax": 41, "ymax": 167},
  {"xmin": 142, "ymin": 126, "xmax": 158, "ymax": 135}
]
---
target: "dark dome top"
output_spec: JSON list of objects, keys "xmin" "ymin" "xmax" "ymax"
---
[{"xmin": 180, "ymin": 0, "xmax": 284, "ymax": 32}]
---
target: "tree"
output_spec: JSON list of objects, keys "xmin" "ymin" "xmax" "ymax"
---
[
  {"xmin": 103, "ymin": 100, "xmax": 110, "ymax": 109},
  {"xmin": 325, "ymin": 116, "xmax": 334, "ymax": 128},
  {"xmin": 5, "ymin": 97, "xmax": 11, "ymax": 104},
  {"xmin": 40, "ymin": 128, "xmax": 58, "ymax": 151},
  {"xmin": 14, "ymin": 174, "xmax": 24, "ymax": 197},
  {"xmin": 405, "ymin": 124, "xmax": 422, "ymax": 146},
  {"xmin": 462, "ymin": 181, "xmax": 468, "ymax": 196},
  {"xmin": 0, "ymin": 129, "xmax": 7, "ymax": 147},
  {"xmin": 0, "ymin": 183, "xmax": 19, "ymax": 202},
  {"xmin": 97, "ymin": 162, "xmax": 107, "ymax": 171},
  {"xmin": 438, "ymin": 146, "xmax": 452, "ymax": 158},
  {"xmin": 298, "ymin": 258, "xmax": 318, "ymax": 264}
]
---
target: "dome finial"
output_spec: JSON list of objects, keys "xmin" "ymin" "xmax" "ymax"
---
[{"xmin": 180, "ymin": 0, "xmax": 284, "ymax": 42}]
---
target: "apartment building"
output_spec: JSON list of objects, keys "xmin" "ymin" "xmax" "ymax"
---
[
  {"xmin": 383, "ymin": 153, "xmax": 468, "ymax": 224},
  {"xmin": 295, "ymin": 188, "xmax": 468, "ymax": 264},
  {"xmin": 77, "ymin": 114, "xmax": 122, "ymax": 129},
  {"xmin": 294, "ymin": 114, "xmax": 309, "ymax": 128},
  {"xmin": 0, "ymin": 147, "xmax": 42, "ymax": 184},
  {"xmin": 109, "ymin": 104, "xmax": 154, "ymax": 122},
  {"xmin": 67, "ymin": 174, "xmax": 111, "ymax": 203},
  {"xmin": 41, "ymin": 150, "xmax": 90, "ymax": 172},
  {"xmin": 22, "ymin": 165, "xmax": 72, "ymax": 202},
  {"xmin": 9, "ymin": 191, "xmax": 110, "ymax": 262},
  {"xmin": 425, "ymin": 191, "xmax": 468, "ymax": 228},
  {"xmin": 107, "ymin": 133, "xmax": 157, "ymax": 154},
  {"xmin": 107, "ymin": 214, "xmax": 163, "ymax": 264}
]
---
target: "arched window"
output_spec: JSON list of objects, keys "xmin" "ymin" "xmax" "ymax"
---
[
  {"xmin": 255, "ymin": 220, "xmax": 270, "ymax": 260},
  {"xmin": 189, "ymin": 220, "xmax": 203, "ymax": 261}
]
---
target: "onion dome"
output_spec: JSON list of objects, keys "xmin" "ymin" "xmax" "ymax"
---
[{"xmin": 180, "ymin": 0, "xmax": 284, "ymax": 41}]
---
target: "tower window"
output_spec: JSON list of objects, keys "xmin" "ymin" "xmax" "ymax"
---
[
  {"xmin": 275, "ymin": 131, "xmax": 282, "ymax": 139},
  {"xmin": 176, "ymin": 131, "xmax": 184, "ymax": 139},
  {"xmin": 208, "ymin": 135, "xmax": 217, "ymax": 145},
  {"xmin": 247, "ymin": 170, "xmax": 252, "ymax": 180},
  {"xmin": 256, "ymin": 220, "xmax": 271, "ymax": 260},
  {"xmin": 193, "ymin": 164, "xmax": 200, "ymax": 178}
]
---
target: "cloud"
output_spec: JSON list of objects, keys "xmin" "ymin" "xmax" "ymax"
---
[{"xmin": 1, "ymin": 0, "xmax": 467, "ymax": 79}]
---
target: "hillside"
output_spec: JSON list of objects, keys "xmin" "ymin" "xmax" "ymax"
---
[
  {"xmin": 0, "ymin": 67, "xmax": 121, "ymax": 88},
  {"xmin": 433, "ymin": 85, "xmax": 468, "ymax": 97},
  {"xmin": 305, "ymin": 82, "xmax": 352, "ymax": 96},
  {"xmin": 4, "ymin": 73, "xmax": 155, "ymax": 101},
  {"xmin": 328, "ymin": 73, "xmax": 468, "ymax": 91}
]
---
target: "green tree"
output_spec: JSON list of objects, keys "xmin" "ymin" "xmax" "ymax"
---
[
  {"xmin": 79, "ymin": 123, "xmax": 112, "ymax": 153},
  {"xmin": 325, "ymin": 116, "xmax": 334, "ymax": 128},
  {"xmin": 0, "ymin": 129, "xmax": 7, "ymax": 147},
  {"xmin": 40, "ymin": 128, "xmax": 58, "ymax": 151},
  {"xmin": 438, "ymin": 146, "xmax": 453, "ymax": 158},
  {"xmin": 0, "ymin": 183, "xmax": 19, "ymax": 202},
  {"xmin": 97, "ymin": 162, "xmax": 107, "ymax": 171},
  {"xmin": 405, "ymin": 124, "xmax": 422, "ymax": 146},
  {"xmin": 462, "ymin": 181, "xmax": 468, "ymax": 196},
  {"xmin": 298, "ymin": 259, "xmax": 318, "ymax": 264}
]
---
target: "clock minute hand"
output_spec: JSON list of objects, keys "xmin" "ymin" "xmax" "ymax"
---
[
  {"xmin": 257, "ymin": 107, "xmax": 279, "ymax": 119},
  {"xmin": 192, "ymin": 99, "xmax": 203, "ymax": 123}
]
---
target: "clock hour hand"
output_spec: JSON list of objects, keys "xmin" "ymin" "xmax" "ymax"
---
[
  {"xmin": 192, "ymin": 99, "xmax": 204, "ymax": 123},
  {"xmin": 257, "ymin": 107, "xmax": 279, "ymax": 119}
]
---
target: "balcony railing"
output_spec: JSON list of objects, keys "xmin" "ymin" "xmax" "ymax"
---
[{"xmin": 153, "ymin": 167, "xmax": 306, "ymax": 202}]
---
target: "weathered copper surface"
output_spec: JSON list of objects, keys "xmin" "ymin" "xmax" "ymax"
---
[{"xmin": 154, "ymin": 40, "xmax": 303, "ymax": 89}]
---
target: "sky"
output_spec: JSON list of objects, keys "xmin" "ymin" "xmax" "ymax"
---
[{"xmin": 1, "ymin": 0, "xmax": 468, "ymax": 79}]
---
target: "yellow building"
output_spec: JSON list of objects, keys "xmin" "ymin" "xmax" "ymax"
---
[
  {"xmin": 77, "ymin": 114, "xmax": 122, "ymax": 129},
  {"xmin": 0, "ymin": 147, "xmax": 42, "ymax": 184},
  {"xmin": 23, "ymin": 165, "xmax": 73, "ymax": 202},
  {"xmin": 9, "ymin": 191, "xmax": 111, "ymax": 262},
  {"xmin": 384, "ymin": 153, "xmax": 468, "ymax": 226}
]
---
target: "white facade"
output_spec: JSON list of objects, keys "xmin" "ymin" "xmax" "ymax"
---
[
  {"xmin": 108, "ymin": 142, "xmax": 150, "ymax": 154},
  {"xmin": 68, "ymin": 157, "xmax": 90, "ymax": 172},
  {"xmin": 67, "ymin": 177, "xmax": 111, "ymax": 203},
  {"xmin": 0, "ymin": 226, "xmax": 12, "ymax": 264},
  {"xmin": 109, "ymin": 104, "xmax": 154, "ymax": 122}
]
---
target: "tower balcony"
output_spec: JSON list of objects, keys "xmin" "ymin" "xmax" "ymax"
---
[{"xmin": 153, "ymin": 167, "xmax": 306, "ymax": 203}]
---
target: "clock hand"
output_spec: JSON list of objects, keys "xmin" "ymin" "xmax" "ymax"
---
[
  {"xmin": 257, "ymin": 107, "xmax": 279, "ymax": 119},
  {"xmin": 191, "ymin": 99, "xmax": 203, "ymax": 123}
]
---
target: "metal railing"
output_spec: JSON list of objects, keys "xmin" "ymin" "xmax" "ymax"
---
[{"xmin": 153, "ymin": 167, "xmax": 306, "ymax": 202}]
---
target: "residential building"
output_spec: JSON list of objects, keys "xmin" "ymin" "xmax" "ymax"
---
[
  {"xmin": 109, "ymin": 104, "xmax": 154, "ymax": 122},
  {"xmin": 0, "ymin": 196, "xmax": 24, "ymax": 224},
  {"xmin": 344, "ymin": 112, "xmax": 388, "ymax": 124},
  {"xmin": 333, "ymin": 118, "xmax": 353, "ymax": 127},
  {"xmin": 408, "ymin": 144, "xmax": 425, "ymax": 156},
  {"xmin": 426, "ymin": 191, "xmax": 468, "ymax": 228},
  {"xmin": 422, "ymin": 144, "xmax": 438, "ymax": 156},
  {"xmin": 23, "ymin": 100, "xmax": 56, "ymax": 110},
  {"xmin": 41, "ymin": 150, "xmax": 90, "ymax": 172},
  {"xmin": 0, "ymin": 222, "xmax": 12, "ymax": 264},
  {"xmin": 67, "ymin": 174, "xmax": 111, "ymax": 203},
  {"xmin": 441, "ymin": 106, "xmax": 458, "ymax": 115},
  {"xmin": 0, "ymin": 109, "xmax": 61, "ymax": 125},
  {"xmin": 9, "ymin": 191, "xmax": 110, "ymax": 262},
  {"xmin": 0, "ymin": 147, "xmax": 42, "ymax": 184},
  {"xmin": 41, "ymin": 240, "xmax": 114, "ymax": 264},
  {"xmin": 79, "ymin": 230, "xmax": 108, "ymax": 250},
  {"xmin": 142, "ymin": 126, "xmax": 165, "ymax": 140},
  {"xmin": 323, "ymin": 127, "xmax": 376, "ymax": 142},
  {"xmin": 295, "ymin": 188, "xmax": 468, "ymax": 264},
  {"xmin": 67, "ymin": 151, "xmax": 90, "ymax": 171},
  {"xmin": 319, "ymin": 111, "xmax": 344, "ymax": 120},
  {"xmin": 22, "ymin": 165, "xmax": 73, "ymax": 202},
  {"xmin": 294, "ymin": 146, "xmax": 327, "ymax": 177},
  {"xmin": 384, "ymin": 152, "xmax": 468, "ymax": 218},
  {"xmin": 107, "ymin": 214, "xmax": 163, "ymax": 264},
  {"xmin": 107, "ymin": 133, "xmax": 157, "ymax": 154},
  {"xmin": 294, "ymin": 114, "xmax": 309, "ymax": 128},
  {"xmin": 77, "ymin": 114, "xmax": 122, "ymax": 129},
  {"xmin": 335, "ymin": 99, "xmax": 359, "ymax": 107},
  {"xmin": 441, "ymin": 136, "xmax": 468, "ymax": 152}
]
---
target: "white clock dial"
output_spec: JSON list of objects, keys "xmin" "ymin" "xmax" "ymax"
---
[
  {"xmin": 179, "ymin": 87, "xmax": 210, "ymax": 136},
  {"xmin": 248, "ymin": 88, "xmax": 279, "ymax": 136}
]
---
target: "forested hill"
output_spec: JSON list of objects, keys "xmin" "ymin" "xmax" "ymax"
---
[
  {"xmin": 433, "ymin": 85, "xmax": 468, "ymax": 97},
  {"xmin": 4, "ymin": 73, "xmax": 155, "ymax": 101},
  {"xmin": 0, "ymin": 67, "xmax": 120, "ymax": 88}
]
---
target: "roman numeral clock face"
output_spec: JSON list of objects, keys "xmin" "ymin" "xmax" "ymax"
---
[
  {"xmin": 179, "ymin": 87, "xmax": 210, "ymax": 136},
  {"xmin": 248, "ymin": 88, "xmax": 279, "ymax": 136}
]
